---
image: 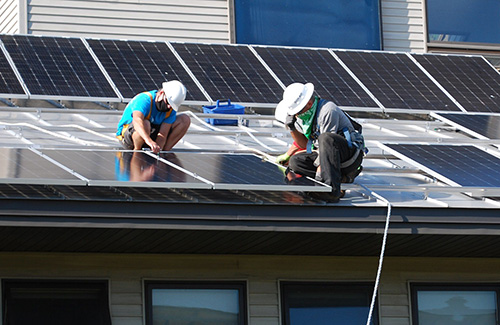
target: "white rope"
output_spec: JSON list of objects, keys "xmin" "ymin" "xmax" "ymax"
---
[{"xmin": 359, "ymin": 184, "xmax": 392, "ymax": 325}]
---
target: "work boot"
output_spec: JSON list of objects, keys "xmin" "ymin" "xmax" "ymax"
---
[{"xmin": 306, "ymin": 190, "xmax": 345, "ymax": 203}]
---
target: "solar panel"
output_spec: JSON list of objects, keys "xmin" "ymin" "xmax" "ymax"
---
[
  {"xmin": 432, "ymin": 112, "xmax": 500, "ymax": 139},
  {"xmin": 0, "ymin": 35, "xmax": 118, "ymax": 101},
  {"xmin": 0, "ymin": 47, "xmax": 26, "ymax": 98},
  {"xmin": 413, "ymin": 54, "xmax": 500, "ymax": 113},
  {"xmin": 253, "ymin": 46, "xmax": 379, "ymax": 108},
  {"xmin": 39, "ymin": 149, "xmax": 211, "ymax": 189},
  {"xmin": 158, "ymin": 152, "xmax": 331, "ymax": 191},
  {"xmin": 171, "ymin": 42, "xmax": 283, "ymax": 106},
  {"xmin": 86, "ymin": 39, "xmax": 207, "ymax": 103},
  {"xmin": 334, "ymin": 50, "xmax": 460, "ymax": 111},
  {"xmin": 383, "ymin": 143, "xmax": 500, "ymax": 187},
  {"xmin": 0, "ymin": 148, "xmax": 84, "ymax": 185}
]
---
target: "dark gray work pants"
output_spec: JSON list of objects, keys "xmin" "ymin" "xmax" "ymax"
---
[{"xmin": 288, "ymin": 133, "xmax": 356, "ymax": 195}]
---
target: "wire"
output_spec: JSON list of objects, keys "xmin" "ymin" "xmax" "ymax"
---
[{"xmin": 359, "ymin": 184, "xmax": 392, "ymax": 325}]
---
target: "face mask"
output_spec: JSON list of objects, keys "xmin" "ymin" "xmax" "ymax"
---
[{"xmin": 156, "ymin": 99, "xmax": 170, "ymax": 112}]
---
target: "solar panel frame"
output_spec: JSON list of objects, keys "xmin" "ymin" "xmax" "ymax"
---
[
  {"xmin": 156, "ymin": 152, "xmax": 332, "ymax": 192},
  {"xmin": 171, "ymin": 42, "xmax": 284, "ymax": 107},
  {"xmin": 0, "ymin": 34, "xmax": 120, "ymax": 102},
  {"xmin": 0, "ymin": 41, "xmax": 28, "ymax": 98},
  {"xmin": 431, "ymin": 112, "xmax": 500, "ymax": 140},
  {"xmin": 86, "ymin": 38, "xmax": 209, "ymax": 104},
  {"xmin": 381, "ymin": 143, "xmax": 500, "ymax": 188},
  {"xmin": 334, "ymin": 50, "xmax": 461, "ymax": 111},
  {"xmin": 413, "ymin": 53, "xmax": 500, "ymax": 113},
  {"xmin": 252, "ymin": 45, "xmax": 381, "ymax": 109}
]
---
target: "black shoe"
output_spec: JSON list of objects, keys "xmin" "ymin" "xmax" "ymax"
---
[{"xmin": 306, "ymin": 190, "xmax": 345, "ymax": 203}]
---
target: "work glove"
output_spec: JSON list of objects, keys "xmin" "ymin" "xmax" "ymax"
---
[
  {"xmin": 276, "ymin": 153, "xmax": 291, "ymax": 165},
  {"xmin": 285, "ymin": 114, "xmax": 297, "ymax": 131}
]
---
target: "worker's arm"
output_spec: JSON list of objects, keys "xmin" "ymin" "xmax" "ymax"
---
[
  {"xmin": 154, "ymin": 122, "xmax": 172, "ymax": 151},
  {"xmin": 132, "ymin": 111, "xmax": 161, "ymax": 153}
]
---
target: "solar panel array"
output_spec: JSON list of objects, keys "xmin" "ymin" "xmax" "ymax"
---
[
  {"xmin": 0, "ymin": 148, "xmax": 330, "ymax": 192},
  {"xmin": 1, "ymin": 34, "xmax": 500, "ymax": 112},
  {"xmin": 432, "ymin": 112, "xmax": 500, "ymax": 140}
]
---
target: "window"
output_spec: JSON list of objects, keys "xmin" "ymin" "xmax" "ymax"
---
[
  {"xmin": 2, "ymin": 279, "xmax": 111, "ymax": 325},
  {"xmin": 411, "ymin": 283, "xmax": 500, "ymax": 324},
  {"xmin": 145, "ymin": 281, "xmax": 247, "ymax": 325},
  {"xmin": 427, "ymin": 0, "xmax": 500, "ymax": 46},
  {"xmin": 233, "ymin": 0, "xmax": 381, "ymax": 50},
  {"xmin": 280, "ymin": 282, "xmax": 378, "ymax": 325}
]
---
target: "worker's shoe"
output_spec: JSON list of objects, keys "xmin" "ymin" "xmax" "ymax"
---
[{"xmin": 306, "ymin": 190, "xmax": 345, "ymax": 203}]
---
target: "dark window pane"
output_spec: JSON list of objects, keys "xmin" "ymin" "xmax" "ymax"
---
[
  {"xmin": 2, "ymin": 280, "xmax": 111, "ymax": 325},
  {"xmin": 427, "ymin": 0, "xmax": 500, "ymax": 45},
  {"xmin": 234, "ymin": 0, "xmax": 381, "ymax": 50},
  {"xmin": 281, "ymin": 282, "xmax": 377, "ymax": 325}
]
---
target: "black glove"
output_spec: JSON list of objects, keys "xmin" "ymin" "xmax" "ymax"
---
[{"xmin": 285, "ymin": 114, "xmax": 297, "ymax": 131}]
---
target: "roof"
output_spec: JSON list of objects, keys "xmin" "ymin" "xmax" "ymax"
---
[{"xmin": 1, "ymin": 103, "xmax": 499, "ymax": 257}]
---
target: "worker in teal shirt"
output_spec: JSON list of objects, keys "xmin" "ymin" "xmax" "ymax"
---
[{"xmin": 116, "ymin": 80, "xmax": 190, "ymax": 153}]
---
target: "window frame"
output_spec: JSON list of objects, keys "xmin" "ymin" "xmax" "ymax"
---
[
  {"xmin": 410, "ymin": 282, "xmax": 500, "ymax": 325},
  {"xmin": 280, "ymin": 281, "xmax": 378, "ymax": 325},
  {"xmin": 1, "ymin": 279, "xmax": 111, "ymax": 325},
  {"xmin": 144, "ymin": 280, "xmax": 248, "ymax": 325}
]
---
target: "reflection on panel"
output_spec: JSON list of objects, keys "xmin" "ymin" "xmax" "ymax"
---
[
  {"xmin": 433, "ymin": 113, "xmax": 500, "ymax": 139},
  {"xmin": 385, "ymin": 144, "xmax": 500, "ymax": 187},
  {"xmin": 335, "ymin": 51, "xmax": 460, "ymax": 111},
  {"xmin": 87, "ymin": 39, "xmax": 206, "ymax": 102},
  {"xmin": 254, "ymin": 46, "xmax": 378, "ymax": 108},
  {"xmin": 171, "ymin": 42, "xmax": 283, "ymax": 104},
  {"xmin": 0, "ymin": 148, "xmax": 83, "ymax": 185},
  {"xmin": 40, "ymin": 150, "xmax": 210, "ymax": 189},
  {"xmin": 413, "ymin": 54, "xmax": 500, "ymax": 113},
  {"xmin": 1, "ymin": 35, "xmax": 118, "ymax": 100},
  {"xmin": 159, "ymin": 152, "xmax": 330, "ymax": 191}
]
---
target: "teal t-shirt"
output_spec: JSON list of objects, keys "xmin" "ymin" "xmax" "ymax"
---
[{"xmin": 116, "ymin": 90, "xmax": 177, "ymax": 137}]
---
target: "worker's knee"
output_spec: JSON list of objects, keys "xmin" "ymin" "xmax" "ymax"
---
[{"xmin": 176, "ymin": 113, "xmax": 191, "ymax": 129}]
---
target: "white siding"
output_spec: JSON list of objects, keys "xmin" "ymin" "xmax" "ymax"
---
[
  {"xmin": 0, "ymin": 0, "xmax": 19, "ymax": 34},
  {"xmin": 27, "ymin": 0, "xmax": 230, "ymax": 43},
  {"xmin": 381, "ymin": 0, "xmax": 426, "ymax": 52}
]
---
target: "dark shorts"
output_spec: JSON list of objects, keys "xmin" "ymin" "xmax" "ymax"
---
[{"xmin": 121, "ymin": 124, "xmax": 161, "ymax": 150}]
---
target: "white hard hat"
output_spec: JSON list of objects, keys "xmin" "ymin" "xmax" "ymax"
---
[
  {"xmin": 162, "ymin": 80, "xmax": 187, "ymax": 111},
  {"xmin": 275, "ymin": 83, "xmax": 314, "ymax": 121}
]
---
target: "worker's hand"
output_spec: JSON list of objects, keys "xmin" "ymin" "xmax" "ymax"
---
[
  {"xmin": 276, "ymin": 153, "xmax": 291, "ymax": 165},
  {"xmin": 147, "ymin": 140, "xmax": 161, "ymax": 153},
  {"xmin": 285, "ymin": 114, "xmax": 297, "ymax": 131}
]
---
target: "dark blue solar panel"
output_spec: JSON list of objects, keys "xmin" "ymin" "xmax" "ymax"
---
[
  {"xmin": 413, "ymin": 54, "xmax": 500, "ymax": 113},
  {"xmin": 0, "ymin": 48, "xmax": 25, "ymax": 96},
  {"xmin": 0, "ymin": 35, "xmax": 117, "ymax": 99},
  {"xmin": 171, "ymin": 42, "xmax": 283, "ymax": 104},
  {"xmin": 159, "ymin": 152, "xmax": 328, "ymax": 191},
  {"xmin": 434, "ymin": 113, "xmax": 500, "ymax": 139},
  {"xmin": 386, "ymin": 144, "xmax": 500, "ymax": 187},
  {"xmin": 253, "ymin": 46, "xmax": 378, "ymax": 108},
  {"xmin": 87, "ymin": 39, "xmax": 206, "ymax": 101},
  {"xmin": 335, "ymin": 51, "xmax": 460, "ymax": 111}
]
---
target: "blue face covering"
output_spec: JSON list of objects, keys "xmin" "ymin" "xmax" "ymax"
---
[{"xmin": 297, "ymin": 96, "xmax": 319, "ymax": 139}]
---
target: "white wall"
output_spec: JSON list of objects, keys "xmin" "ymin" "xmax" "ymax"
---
[
  {"xmin": 0, "ymin": 0, "xmax": 19, "ymax": 34},
  {"xmin": 381, "ymin": 0, "xmax": 427, "ymax": 52},
  {"xmin": 26, "ymin": 0, "xmax": 231, "ymax": 43}
]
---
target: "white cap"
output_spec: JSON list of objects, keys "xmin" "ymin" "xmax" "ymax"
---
[
  {"xmin": 162, "ymin": 80, "xmax": 187, "ymax": 111},
  {"xmin": 274, "ymin": 83, "xmax": 314, "ymax": 122}
]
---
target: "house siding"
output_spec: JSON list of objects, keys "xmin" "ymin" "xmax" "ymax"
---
[
  {"xmin": 0, "ymin": 0, "xmax": 19, "ymax": 34},
  {"xmin": 26, "ymin": 0, "xmax": 230, "ymax": 43},
  {"xmin": 381, "ymin": 0, "xmax": 426, "ymax": 52},
  {"xmin": 1, "ymin": 253, "xmax": 500, "ymax": 325}
]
